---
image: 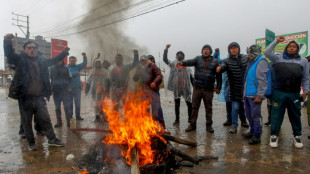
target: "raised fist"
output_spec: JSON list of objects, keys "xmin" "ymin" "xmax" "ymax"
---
[
  {"xmin": 4, "ymin": 33, "xmax": 15, "ymax": 40},
  {"xmin": 276, "ymin": 36, "xmax": 285, "ymax": 42},
  {"xmin": 81, "ymin": 52, "xmax": 86, "ymax": 57}
]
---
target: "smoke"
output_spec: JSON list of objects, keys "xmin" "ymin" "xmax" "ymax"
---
[{"xmin": 78, "ymin": 0, "xmax": 148, "ymax": 64}]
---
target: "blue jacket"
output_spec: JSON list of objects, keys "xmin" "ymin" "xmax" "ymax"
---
[
  {"xmin": 67, "ymin": 57, "xmax": 87, "ymax": 89},
  {"xmin": 245, "ymin": 55, "xmax": 272, "ymax": 97}
]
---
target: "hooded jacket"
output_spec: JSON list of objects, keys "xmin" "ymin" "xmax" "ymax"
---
[
  {"xmin": 181, "ymin": 44, "xmax": 222, "ymax": 90},
  {"xmin": 86, "ymin": 59, "xmax": 109, "ymax": 100},
  {"xmin": 50, "ymin": 60, "xmax": 71, "ymax": 91},
  {"xmin": 163, "ymin": 50, "xmax": 193, "ymax": 102},
  {"xmin": 264, "ymin": 40, "xmax": 309, "ymax": 93},
  {"xmin": 133, "ymin": 62, "xmax": 163, "ymax": 92},
  {"xmin": 108, "ymin": 52, "xmax": 139, "ymax": 92},
  {"xmin": 4, "ymin": 39, "xmax": 68, "ymax": 99},
  {"xmin": 220, "ymin": 42, "xmax": 248, "ymax": 100}
]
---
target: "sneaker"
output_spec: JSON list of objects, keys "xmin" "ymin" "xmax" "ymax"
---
[
  {"xmin": 173, "ymin": 120, "xmax": 180, "ymax": 126},
  {"xmin": 19, "ymin": 133, "xmax": 26, "ymax": 139},
  {"xmin": 269, "ymin": 135, "xmax": 278, "ymax": 148},
  {"xmin": 264, "ymin": 121, "xmax": 271, "ymax": 126},
  {"xmin": 249, "ymin": 137, "xmax": 261, "ymax": 145},
  {"xmin": 48, "ymin": 138, "xmax": 65, "ymax": 147},
  {"xmin": 223, "ymin": 120, "xmax": 232, "ymax": 126},
  {"xmin": 76, "ymin": 117, "xmax": 84, "ymax": 121},
  {"xmin": 185, "ymin": 125, "xmax": 196, "ymax": 132},
  {"xmin": 206, "ymin": 126, "xmax": 214, "ymax": 133},
  {"xmin": 29, "ymin": 143, "xmax": 38, "ymax": 151},
  {"xmin": 241, "ymin": 122, "xmax": 249, "ymax": 128},
  {"xmin": 242, "ymin": 131, "xmax": 253, "ymax": 139},
  {"xmin": 293, "ymin": 136, "xmax": 303, "ymax": 149},
  {"xmin": 229, "ymin": 125, "xmax": 237, "ymax": 133}
]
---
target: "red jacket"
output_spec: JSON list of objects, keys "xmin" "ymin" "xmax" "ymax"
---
[{"xmin": 133, "ymin": 63, "xmax": 163, "ymax": 92}]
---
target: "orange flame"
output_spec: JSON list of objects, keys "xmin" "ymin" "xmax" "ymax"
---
[
  {"xmin": 79, "ymin": 169, "xmax": 89, "ymax": 174},
  {"xmin": 102, "ymin": 89, "xmax": 166, "ymax": 167}
]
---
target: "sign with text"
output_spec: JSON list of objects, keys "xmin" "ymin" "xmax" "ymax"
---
[
  {"xmin": 256, "ymin": 31, "xmax": 308, "ymax": 57},
  {"xmin": 51, "ymin": 39, "xmax": 68, "ymax": 65},
  {"xmin": 265, "ymin": 29, "xmax": 275, "ymax": 47}
]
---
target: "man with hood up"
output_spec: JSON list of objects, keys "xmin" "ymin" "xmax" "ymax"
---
[
  {"xmin": 50, "ymin": 60, "xmax": 72, "ymax": 127},
  {"xmin": 178, "ymin": 44, "xmax": 222, "ymax": 133},
  {"xmin": 85, "ymin": 59, "xmax": 109, "ymax": 122},
  {"xmin": 242, "ymin": 45, "xmax": 272, "ymax": 145},
  {"xmin": 264, "ymin": 36, "xmax": 309, "ymax": 148},
  {"xmin": 216, "ymin": 42, "xmax": 249, "ymax": 133},
  {"xmin": 163, "ymin": 44, "xmax": 193, "ymax": 125},
  {"xmin": 108, "ymin": 50, "xmax": 139, "ymax": 111}
]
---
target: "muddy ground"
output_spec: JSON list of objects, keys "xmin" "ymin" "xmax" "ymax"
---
[{"xmin": 0, "ymin": 87, "xmax": 310, "ymax": 174}]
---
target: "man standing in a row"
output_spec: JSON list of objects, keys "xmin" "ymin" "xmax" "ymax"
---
[
  {"xmin": 217, "ymin": 42, "xmax": 249, "ymax": 133},
  {"xmin": 67, "ymin": 54, "xmax": 87, "ymax": 121},
  {"xmin": 178, "ymin": 44, "xmax": 222, "ymax": 133},
  {"xmin": 4, "ymin": 33, "xmax": 66, "ymax": 150},
  {"xmin": 108, "ymin": 50, "xmax": 139, "ymax": 111},
  {"xmin": 163, "ymin": 44, "xmax": 193, "ymax": 125},
  {"xmin": 265, "ymin": 36, "xmax": 309, "ymax": 148}
]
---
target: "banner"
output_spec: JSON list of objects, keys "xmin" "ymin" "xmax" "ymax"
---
[
  {"xmin": 256, "ymin": 31, "xmax": 308, "ymax": 57},
  {"xmin": 51, "ymin": 39, "xmax": 68, "ymax": 65}
]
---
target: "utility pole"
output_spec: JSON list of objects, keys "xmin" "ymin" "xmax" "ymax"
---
[{"xmin": 12, "ymin": 12, "xmax": 30, "ymax": 39}]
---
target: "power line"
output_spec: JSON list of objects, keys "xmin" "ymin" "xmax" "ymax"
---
[
  {"xmin": 34, "ymin": 0, "xmax": 152, "ymax": 35},
  {"xmin": 49, "ymin": 0, "xmax": 185, "ymax": 38},
  {"xmin": 32, "ymin": 0, "xmax": 118, "ymax": 34},
  {"xmin": 37, "ymin": 0, "xmax": 174, "ymax": 36}
]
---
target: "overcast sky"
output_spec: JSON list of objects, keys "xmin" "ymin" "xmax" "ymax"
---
[{"xmin": 0, "ymin": 0, "xmax": 309, "ymax": 70}]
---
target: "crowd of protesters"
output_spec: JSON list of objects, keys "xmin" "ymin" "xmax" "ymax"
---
[{"xmin": 3, "ymin": 33, "xmax": 310, "ymax": 151}]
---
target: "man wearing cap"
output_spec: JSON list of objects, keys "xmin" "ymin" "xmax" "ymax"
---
[
  {"xmin": 178, "ymin": 44, "xmax": 222, "ymax": 133},
  {"xmin": 216, "ymin": 42, "xmax": 249, "ymax": 133},
  {"xmin": 163, "ymin": 44, "xmax": 193, "ymax": 125},
  {"xmin": 264, "ymin": 36, "xmax": 309, "ymax": 148},
  {"xmin": 242, "ymin": 45, "xmax": 272, "ymax": 145}
]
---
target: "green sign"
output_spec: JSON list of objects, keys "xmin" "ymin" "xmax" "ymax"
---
[
  {"xmin": 256, "ymin": 31, "xmax": 308, "ymax": 57},
  {"xmin": 265, "ymin": 29, "xmax": 275, "ymax": 47}
]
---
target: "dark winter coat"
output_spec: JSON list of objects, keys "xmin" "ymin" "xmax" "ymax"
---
[
  {"xmin": 181, "ymin": 56, "xmax": 222, "ymax": 91},
  {"xmin": 50, "ymin": 61, "xmax": 71, "ymax": 91},
  {"xmin": 133, "ymin": 63, "xmax": 163, "ymax": 92},
  {"xmin": 4, "ymin": 39, "xmax": 68, "ymax": 99},
  {"xmin": 220, "ymin": 42, "xmax": 248, "ymax": 100}
]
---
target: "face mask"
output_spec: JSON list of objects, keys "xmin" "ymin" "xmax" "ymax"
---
[{"xmin": 177, "ymin": 57, "xmax": 184, "ymax": 61}]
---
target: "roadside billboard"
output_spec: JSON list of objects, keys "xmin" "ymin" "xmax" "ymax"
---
[
  {"xmin": 51, "ymin": 39, "xmax": 68, "ymax": 64},
  {"xmin": 256, "ymin": 31, "xmax": 308, "ymax": 57}
]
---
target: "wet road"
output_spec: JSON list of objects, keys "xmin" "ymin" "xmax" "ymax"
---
[{"xmin": 0, "ymin": 87, "xmax": 310, "ymax": 173}]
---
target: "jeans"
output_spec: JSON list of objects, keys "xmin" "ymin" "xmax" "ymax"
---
[
  {"xmin": 53, "ymin": 89, "xmax": 71, "ymax": 121},
  {"xmin": 151, "ymin": 91, "xmax": 165, "ymax": 128},
  {"xmin": 231, "ymin": 100, "xmax": 244, "ymax": 127},
  {"xmin": 18, "ymin": 99, "xmax": 42, "ymax": 134},
  {"xmin": 21, "ymin": 96, "xmax": 57, "ymax": 145},
  {"xmin": 226, "ymin": 101, "xmax": 246, "ymax": 122},
  {"xmin": 69, "ymin": 88, "xmax": 81, "ymax": 118}
]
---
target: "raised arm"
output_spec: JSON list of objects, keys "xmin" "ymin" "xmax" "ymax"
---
[
  {"xmin": 45, "ymin": 47, "xmax": 69, "ymax": 67},
  {"xmin": 264, "ymin": 36, "xmax": 284, "ymax": 63},
  {"xmin": 126, "ymin": 49, "xmax": 139, "ymax": 70},
  {"xmin": 76, "ymin": 52, "xmax": 87, "ymax": 71},
  {"xmin": 215, "ymin": 61, "xmax": 222, "ymax": 91},
  {"xmin": 3, "ymin": 34, "xmax": 20, "ymax": 65},
  {"xmin": 163, "ymin": 44, "xmax": 173, "ymax": 67},
  {"xmin": 179, "ymin": 57, "xmax": 198, "ymax": 67}
]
